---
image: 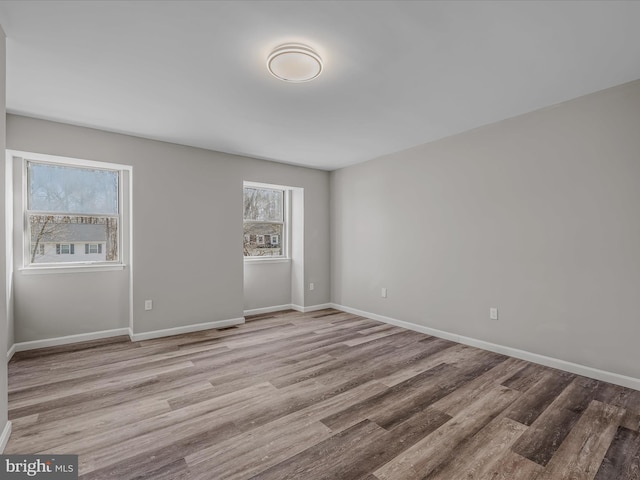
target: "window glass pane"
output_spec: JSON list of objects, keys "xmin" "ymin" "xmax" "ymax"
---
[
  {"xmin": 243, "ymin": 187, "xmax": 283, "ymax": 222},
  {"xmin": 243, "ymin": 223, "xmax": 284, "ymax": 257},
  {"xmin": 29, "ymin": 162, "xmax": 118, "ymax": 214},
  {"xmin": 29, "ymin": 214, "xmax": 118, "ymax": 264}
]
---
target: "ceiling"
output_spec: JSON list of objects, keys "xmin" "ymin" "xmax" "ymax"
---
[{"xmin": 0, "ymin": 1, "xmax": 639, "ymax": 171}]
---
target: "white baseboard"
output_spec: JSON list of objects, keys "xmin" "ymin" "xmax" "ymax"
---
[
  {"xmin": 291, "ymin": 303, "xmax": 334, "ymax": 313},
  {"xmin": 245, "ymin": 303, "xmax": 335, "ymax": 316},
  {"xmin": 244, "ymin": 304, "xmax": 294, "ymax": 316},
  {"xmin": 130, "ymin": 317, "xmax": 245, "ymax": 342},
  {"xmin": 331, "ymin": 303, "xmax": 640, "ymax": 392},
  {"xmin": 0, "ymin": 421, "xmax": 12, "ymax": 453},
  {"xmin": 7, "ymin": 344, "xmax": 15, "ymax": 362},
  {"xmin": 12, "ymin": 328, "xmax": 131, "ymax": 354}
]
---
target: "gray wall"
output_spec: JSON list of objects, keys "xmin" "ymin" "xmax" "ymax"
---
[
  {"xmin": 331, "ymin": 80, "xmax": 640, "ymax": 379},
  {"xmin": 7, "ymin": 114, "xmax": 330, "ymax": 340},
  {"xmin": 0, "ymin": 25, "xmax": 9, "ymax": 444},
  {"xmin": 243, "ymin": 262, "xmax": 292, "ymax": 311}
]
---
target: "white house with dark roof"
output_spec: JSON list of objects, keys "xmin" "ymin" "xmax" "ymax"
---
[{"xmin": 31, "ymin": 223, "xmax": 108, "ymax": 263}]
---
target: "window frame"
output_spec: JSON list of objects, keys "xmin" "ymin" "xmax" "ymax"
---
[
  {"xmin": 13, "ymin": 150, "xmax": 131, "ymax": 273},
  {"xmin": 243, "ymin": 181, "xmax": 291, "ymax": 262}
]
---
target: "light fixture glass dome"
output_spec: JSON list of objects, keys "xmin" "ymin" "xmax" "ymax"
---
[{"xmin": 267, "ymin": 44, "xmax": 323, "ymax": 83}]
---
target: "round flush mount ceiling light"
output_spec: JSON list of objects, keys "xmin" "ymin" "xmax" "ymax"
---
[{"xmin": 267, "ymin": 44, "xmax": 323, "ymax": 83}]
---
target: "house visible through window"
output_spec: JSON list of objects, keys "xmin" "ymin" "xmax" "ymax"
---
[
  {"xmin": 27, "ymin": 160, "xmax": 120, "ymax": 265},
  {"xmin": 243, "ymin": 184, "xmax": 287, "ymax": 257}
]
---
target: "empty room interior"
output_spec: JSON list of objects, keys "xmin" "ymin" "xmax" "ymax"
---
[{"xmin": 0, "ymin": 1, "xmax": 639, "ymax": 479}]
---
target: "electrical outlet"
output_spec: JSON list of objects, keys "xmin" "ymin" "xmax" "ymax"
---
[
  {"xmin": 489, "ymin": 307, "xmax": 498, "ymax": 320},
  {"xmin": 309, "ymin": 283, "xmax": 315, "ymax": 291},
  {"xmin": 381, "ymin": 287, "xmax": 387, "ymax": 298},
  {"xmin": 145, "ymin": 300, "xmax": 153, "ymax": 311}
]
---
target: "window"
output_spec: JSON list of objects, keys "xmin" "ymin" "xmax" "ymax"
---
[
  {"xmin": 85, "ymin": 243, "xmax": 102, "ymax": 254},
  {"xmin": 27, "ymin": 160, "xmax": 120, "ymax": 265},
  {"xmin": 56, "ymin": 243, "xmax": 74, "ymax": 255},
  {"xmin": 243, "ymin": 184, "xmax": 286, "ymax": 257}
]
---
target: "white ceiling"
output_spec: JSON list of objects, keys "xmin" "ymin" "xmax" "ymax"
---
[{"xmin": 0, "ymin": 1, "xmax": 639, "ymax": 170}]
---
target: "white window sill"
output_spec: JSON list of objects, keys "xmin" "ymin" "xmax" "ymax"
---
[
  {"xmin": 19, "ymin": 264, "xmax": 127, "ymax": 275},
  {"xmin": 243, "ymin": 257, "xmax": 291, "ymax": 265}
]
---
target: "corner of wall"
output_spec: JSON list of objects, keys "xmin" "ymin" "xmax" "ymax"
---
[{"xmin": 0, "ymin": 21, "xmax": 10, "ymax": 449}]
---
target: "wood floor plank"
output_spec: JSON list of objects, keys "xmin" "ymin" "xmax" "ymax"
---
[
  {"xmin": 593, "ymin": 427, "xmax": 640, "ymax": 480},
  {"xmin": 5, "ymin": 309, "xmax": 638, "ymax": 480},
  {"xmin": 272, "ymin": 334, "xmax": 450, "ymax": 391},
  {"xmin": 374, "ymin": 386, "xmax": 520, "ymax": 480},
  {"xmin": 10, "ymin": 344, "xmax": 228, "ymax": 393},
  {"xmin": 427, "ymin": 417, "xmax": 528, "ymax": 480},
  {"xmin": 9, "ymin": 361, "xmax": 195, "ymax": 407},
  {"xmin": 5, "ymin": 398, "xmax": 171, "ymax": 454},
  {"xmin": 535, "ymin": 400, "xmax": 626, "ymax": 480},
  {"xmin": 34, "ymin": 378, "xmax": 213, "ymax": 424},
  {"xmin": 482, "ymin": 451, "xmax": 544, "ymax": 480},
  {"xmin": 187, "ymin": 420, "xmax": 333, "ymax": 480},
  {"xmin": 9, "ymin": 366, "xmax": 206, "ymax": 420},
  {"xmin": 371, "ymin": 351, "xmax": 507, "ymax": 430},
  {"xmin": 342, "ymin": 327, "xmax": 407, "ymax": 347},
  {"xmin": 377, "ymin": 342, "xmax": 482, "ymax": 387},
  {"xmin": 429, "ymin": 357, "xmax": 528, "ymax": 416},
  {"xmin": 320, "ymin": 362, "xmax": 455, "ymax": 431},
  {"xmin": 622, "ymin": 410, "xmax": 640, "ymax": 432},
  {"xmin": 184, "ymin": 380, "xmax": 389, "ymax": 478},
  {"xmin": 510, "ymin": 377, "xmax": 601, "ymax": 466},
  {"xmin": 45, "ymin": 381, "xmax": 278, "ymax": 462},
  {"xmin": 250, "ymin": 419, "xmax": 388, "ymax": 480},
  {"xmin": 252, "ymin": 407, "xmax": 452, "ymax": 480},
  {"xmin": 501, "ymin": 363, "xmax": 549, "ymax": 392},
  {"xmin": 504, "ymin": 369, "xmax": 575, "ymax": 426}
]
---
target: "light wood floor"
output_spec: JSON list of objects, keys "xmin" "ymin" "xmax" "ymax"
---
[{"xmin": 6, "ymin": 309, "xmax": 640, "ymax": 479}]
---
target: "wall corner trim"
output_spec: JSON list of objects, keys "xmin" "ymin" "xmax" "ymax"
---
[
  {"xmin": 129, "ymin": 317, "xmax": 245, "ymax": 342},
  {"xmin": 12, "ymin": 328, "xmax": 131, "ymax": 354},
  {"xmin": 330, "ymin": 303, "xmax": 640, "ymax": 392},
  {"xmin": 0, "ymin": 421, "xmax": 12, "ymax": 453},
  {"xmin": 291, "ymin": 303, "xmax": 333, "ymax": 313},
  {"xmin": 6, "ymin": 344, "xmax": 15, "ymax": 362},
  {"xmin": 244, "ymin": 304, "xmax": 333, "ymax": 316},
  {"xmin": 244, "ymin": 305, "xmax": 294, "ymax": 316}
]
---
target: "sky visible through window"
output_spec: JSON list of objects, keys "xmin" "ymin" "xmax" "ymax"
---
[{"xmin": 29, "ymin": 162, "xmax": 118, "ymax": 214}]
